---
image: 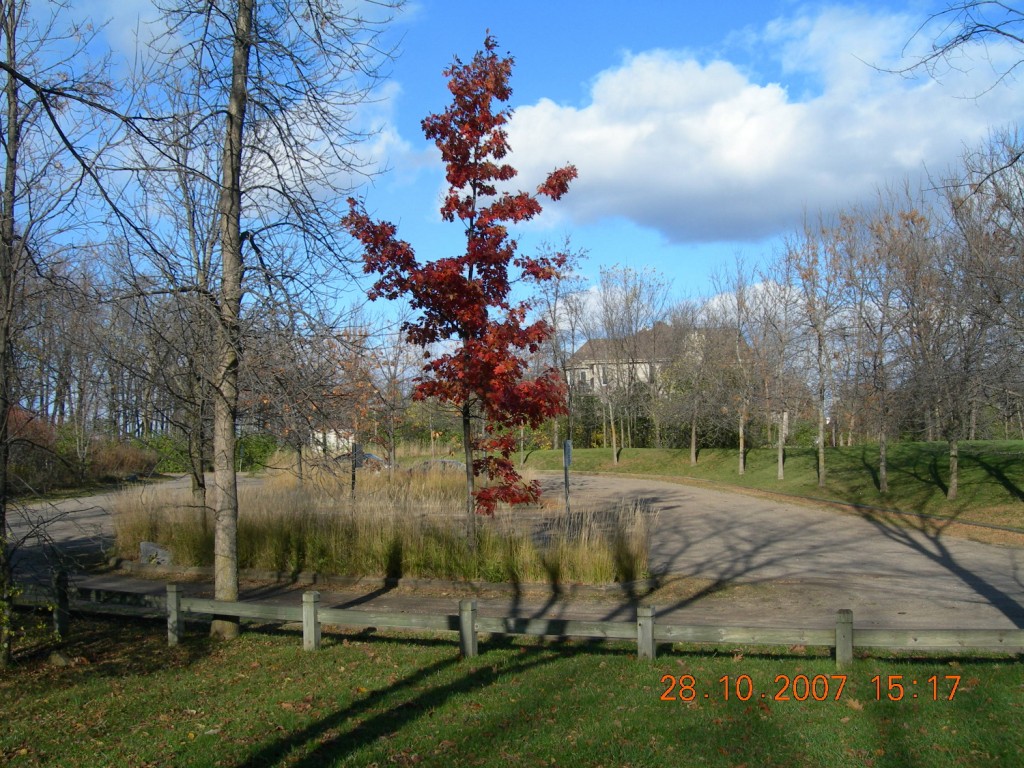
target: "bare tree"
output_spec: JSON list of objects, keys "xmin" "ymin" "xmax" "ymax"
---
[
  {"xmin": 752, "ymin": 256, "xmax": 803, "ymax": 482},
  {"xmin": 134, "ymin": 0, "xmax": 402, "ymax": 638},
  {"xmin": 583, "ymin": 265, "xmax": 671, "ymax": 455},
  {"xmin": 908, "ymin": 2, "xmax": 1024, "ymax": 93},
  {"xmin": 364, "ymin": 317, "xmax": 419, "ymax": 473},
  {"xmin": 711, "ymin": 258, "xmax": 759, "ymax": 476},
  {"xmin": 661, "ymin": 300, "xmax": 737, "ymax": 464},
  {"xmin": 789, "ymin": 218, "xmax": 846, "ymax": 487},
  {"xmin": 0, "ymin": 0, "xmax": 116, "ymax": 668},
  {"xmin": 533, "ymin": 238, "xmax": 586, "ymax": 447}
]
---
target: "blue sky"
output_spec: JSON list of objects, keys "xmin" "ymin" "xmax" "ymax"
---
[
  {"xmin": 346, "ymin": 0, "xmax": 1024, "ymax": 301},
  {"xmin": 93, "ymin": 0, "xmax": 1024, "ymax": 302}
]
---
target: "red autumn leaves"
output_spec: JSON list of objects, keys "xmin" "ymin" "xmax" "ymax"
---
[{"xmin": 343, "ymin": 35, "xmax": 576, "ymax": 513}]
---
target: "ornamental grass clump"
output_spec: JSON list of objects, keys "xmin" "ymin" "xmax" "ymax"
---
[{"xmin": 112, "ymin": 462, "xmax": 654, "ymax": 585}]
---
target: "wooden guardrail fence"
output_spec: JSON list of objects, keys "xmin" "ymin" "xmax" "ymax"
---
[
  {"xmin": 165, "ymin": 585, "xmax": 1024, "ymax": 667},
  {"xmin": 16, "ymin": 576, "xmax": 1024, "ymax": 668}
]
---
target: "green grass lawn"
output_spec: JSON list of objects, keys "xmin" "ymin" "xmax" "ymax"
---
[
  {"xmin": 523, "ymin": 441, "xmax": 1024, "ymax": 529},
  {"xmin": 2, "ymin": 614, "xmax": 1021, "ymax": 767}
]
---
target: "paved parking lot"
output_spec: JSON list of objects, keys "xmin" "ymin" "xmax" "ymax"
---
[{"xmin": 9, "ymin": 472, "xmax": 1024, "ymax": 629}]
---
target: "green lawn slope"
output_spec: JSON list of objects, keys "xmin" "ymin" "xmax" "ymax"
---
[{"xmin": 522, "ymin": 441, "xmax": 1024, "ymax": 530}]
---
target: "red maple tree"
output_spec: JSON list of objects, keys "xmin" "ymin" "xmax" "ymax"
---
[{"xmin": 343, "ymin": 35, "xmax": 576, "ymax": 521}]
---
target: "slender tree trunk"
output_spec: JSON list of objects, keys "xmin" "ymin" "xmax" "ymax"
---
[
  {"xmin": 947, "ymin": 438, "xmax": 958, "ymax": 501},
  {"xmin": 777, "ymin": 410, "xmax": 787, "ymax": 481},
  {"xmin": 816, "ymin": 400, "xmax": 826, "ymax": 488},
  {"xmin": 600, "ymin": 399, "xmax": 608, "ymax": 449},
  {"xmin": 0, "ymin": 228, "xmax": 12, "ymax": 671},
  {"xmin": 461, "ymin": 401, "xmax": 476, "ymax": 546},
  {"xmin": 738, "ymin": 404, "xmax": 746, "ymax": 475},
  {"xmin": 689, "ymin": 409, "xmax": 698, "ymax": 466},
  {"xmin": 210, "ymin": 0, "xmax": 254, "ymax": 641},
  {"xmin": 878, "ymin": 429, "xmax": 888, "ymax": 494},
  {"xmin": 816, "ymin": 338, "xmax": 827, "ymax": 487},
  {"xmin": 609, "ymin": 402, "xmax": 618, "ymax": 465},
  {"xmin": 0, "ymin": 5, "xmax": 20, "ymax": 668},
  {"xmin": 188, "ymin": 378, "xmax": 207, "ymax": 513}
]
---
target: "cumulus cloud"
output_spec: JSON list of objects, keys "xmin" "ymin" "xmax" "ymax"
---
[{"xmin": 505, "ymin": 7, "xmax": 1024, "ymax": 244}]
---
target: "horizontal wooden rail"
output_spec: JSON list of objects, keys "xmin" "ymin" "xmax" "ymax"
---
[
  {"xmin": 318, "ymin": 608, "xmax": 460, "ymax": 632},
  {"xmin": 476, "ymin": 616, "xmax": 636, "ymax": 640},
  {"xmin": 15, "ymin": 575, "xmax": 1024, "ymax": 666},
  {"xmin": 853, "ymin": 628, "xmax": 1024, "ymax": 650},
  {"xmin": 180, "ymin": 597, "xmax": 303, "ymax": 623},
  {"xmin": 654, "ymin": 625, "xmax": 836, "ymax": 646}
]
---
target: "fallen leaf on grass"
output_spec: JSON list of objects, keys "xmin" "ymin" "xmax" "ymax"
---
[{"xmin": 847, "ymin": 699, "xmax": 864, "ymax": 711}]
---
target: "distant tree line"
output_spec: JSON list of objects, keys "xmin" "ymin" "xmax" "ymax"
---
[{"xmin": 538, "ymin": 131, "xmax": 1024, "ymax": 501}]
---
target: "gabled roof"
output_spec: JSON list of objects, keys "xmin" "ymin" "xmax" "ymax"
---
[
  {"xmin": 567, "ymin": 324, "xmax": 741, "ymax": 368},
  {"xmin": 567, "ymin": 322, "xmax": 678, "ymax": 367}
]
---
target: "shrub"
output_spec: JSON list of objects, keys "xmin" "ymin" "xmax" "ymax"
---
[{"xmin": 237, "ymin": 433, "xmax": 278, "ymax": 473}]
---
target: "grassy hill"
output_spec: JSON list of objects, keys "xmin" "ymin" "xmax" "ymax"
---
[{"xmin": 521, "ymin": 441, "xmax": 1024, "ymax": 530}]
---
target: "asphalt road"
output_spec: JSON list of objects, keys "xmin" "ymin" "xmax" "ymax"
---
[{"xmin": 8, "ymin": 472, "xmax": 1024, "ymax": 630}]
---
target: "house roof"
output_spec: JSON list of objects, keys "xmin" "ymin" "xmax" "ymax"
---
[{"xmin": 567, "ymin": 324, "xmax": 739, "ymax": 368}]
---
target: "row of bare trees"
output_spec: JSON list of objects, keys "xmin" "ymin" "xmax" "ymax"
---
[
  {"xmin": 0, "ymin": 0, "xmax": 405, "ymax": 664},
  {"xmin": 535, "ymin": 132, "xmax": 1024, "ymax": 505}
]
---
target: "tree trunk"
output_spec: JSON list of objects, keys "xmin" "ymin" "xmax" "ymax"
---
[
  {"xmin": 600, "ymin": 399, "xmax": 608, "ymax": 450},
  {"xmin": 777, "ymin": 410, "xmax": 787, "ymax": 481},
  {"xmin": 461, "ymin": 401, "xmax": 476, "ymax": 547},
  {"xmin": 738, "ymin": 404, "xmax": 746, "ymax": 476},
  {"xmin": 210, "ymin": 0, "xmax": 254, "ymax": 641},
  {"xmin": 878, "ymin": 429, "xmax": 888, "ymax": 494},
  {"xmin": 609, "ymin": 401, "xmax": 618, "ymax": 465},
  {"xmin": 817, "ymin": 399, "xmax": 826, "ymax": 488},
  {"xmin": 188, "ymin": 382, "xmax": 207, "ymax": 512},
  {"xmin": 689, "ymin": 409, "xmax": 698, "ymax": 466},
  {"xmin": 947, "ymin": 438, "xmax": 958, "ymax": 500},
  {"xmin": 0, "ymin": 4, "xmax": 20, "ymax": 667}
]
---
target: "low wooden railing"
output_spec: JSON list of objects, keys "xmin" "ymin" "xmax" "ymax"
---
[
  {"xmin": 166, "ymin": 585, "xmax": 1024, "ymax": 667},
  {"xmin": 17, "ymin": 577, "xmax": 1024, "ymax": 668}
]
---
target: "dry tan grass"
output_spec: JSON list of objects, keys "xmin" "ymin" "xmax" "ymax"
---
[{"xmin": 110, "ymin": 455, "xmax": 655, "ymax": 585}]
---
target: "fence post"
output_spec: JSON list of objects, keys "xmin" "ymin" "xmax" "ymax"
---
[
  {"xmin": 637, "ymin": 605, "xmax": 656, "ymax": 660},
  {"xmin": 51, "ymin": 568, "xmax": 69, "ymax": 641},
  {"xmin": 459, "ymin": 599, "xmax": 478, "ymax": 658},
  {"xmin": 303, "ymin": 591, "xmax": 321, "ymax": 651},
  {"xmin": 835, "ymin": 609, "xmax": 854, "ymax": 669},
  {"xmin": 167, "ymin": 584, "xmax": 182, "ymax": 647}
]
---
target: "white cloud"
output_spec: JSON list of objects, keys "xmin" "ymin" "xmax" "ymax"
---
[{"xmin": 504, "ymin": 7, "xmax": 1024, "ymax": 244}]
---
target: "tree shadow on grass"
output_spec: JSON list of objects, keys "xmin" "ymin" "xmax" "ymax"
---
[
  {"xmin": 10, "ymin": 610, "xmax": 212, "ymax": 677},
  {"xmin": 860, "ymin": 446, "xmax": 881, "ymax": 492},
  {"xmin": 234, "ymin": 643, "xmax": 560, "ymax": 768},
  {"xmin": 972, "ymin": 454, "xmax": 1024, "ymax": 502}
]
